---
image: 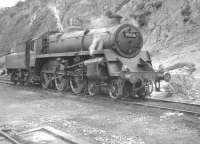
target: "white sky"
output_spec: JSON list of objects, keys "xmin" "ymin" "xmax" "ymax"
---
[{"xmin": 0, "ymin": 0, "xmax": 26, "ymax": 8}]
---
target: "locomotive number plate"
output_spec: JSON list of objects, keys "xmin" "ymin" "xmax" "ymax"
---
[{"xmin": 124, "ymin": 32, "xmax": 137, "ymax": 38}]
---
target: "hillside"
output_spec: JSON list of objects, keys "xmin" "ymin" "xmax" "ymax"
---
[
  {"xmin": 0, "ymin": 0, "xmax": 200, "ymax": 100},
  {"xmin": 0, "ymin": 0, "xmax": 199, "ymax": 71}
]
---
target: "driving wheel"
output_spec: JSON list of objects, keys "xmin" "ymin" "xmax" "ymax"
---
[
  {"xmin": 41, "ymin": 72, "xmax": 52, "ymax": 89},
  {"xmin": 55, "ymin": 75, "xmax": 69, "ymax": 91},
  {"xmin": 88, "ymin": 81, "xmax": 98, "ymax": 96},
  {"xmin": 11, "ymin": 72, "xmax": 18, "ymax": 85},
  {"xmin": 70, "ymin": 76, "xmax": 87, "ymax": 94}
]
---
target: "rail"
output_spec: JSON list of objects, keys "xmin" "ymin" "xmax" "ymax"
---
[{"xmin": 0, "ymin": 76, "xmax": 199, "ymax": 116}]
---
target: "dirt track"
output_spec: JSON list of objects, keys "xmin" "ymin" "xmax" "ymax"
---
[{"xmin": 0, "ymin": 83, "xmax": 199, "ymax": 144}]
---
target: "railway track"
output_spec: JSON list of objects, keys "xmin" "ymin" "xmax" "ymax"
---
[
  {"xmin": 0, "ymin": 76, "xmax": 13, "ymax": 85},
  {"xmin": 119, "ymin": 98, "xmax": 200, "ymax": 116},
  {"xmin": 0, "ymin": 76, "xmax": 200, "ymax": 116}
]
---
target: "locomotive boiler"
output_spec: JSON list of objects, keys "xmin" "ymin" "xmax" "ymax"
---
[
  {"xmin": 44, "ymin": 24, "xmax": 143, "ymax": 58},
  {"xmin": 5, "ymin": 18, "xmax": 170, "ymax": 99}
]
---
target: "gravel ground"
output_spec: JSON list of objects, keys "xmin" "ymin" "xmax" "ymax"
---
[{"xmin": 0, "ymin": 84, "xmax": 199, "ymax": 144}]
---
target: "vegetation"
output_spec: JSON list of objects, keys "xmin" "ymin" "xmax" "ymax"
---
[{"xmin": 0, "ymin": 0, "xmax": 200, "ymax": 101}]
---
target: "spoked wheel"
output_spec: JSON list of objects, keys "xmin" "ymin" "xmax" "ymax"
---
[
  {"xmin": 25, "ymin": 75, "xmax": 34, "ymax": 86},
  {"xmin": 136, "ymin": 86, "xmax": 147, "ymax": 99},
  {"xmin": 11, "ymin": 72, "xmax": 18, "ymax": 85},
  {"xmin": 109, "ymin": 78, "xmax": 124, "ymax": 100},
  {"xmin": 123, "ymin": 81, "xmax": 133, "ymax": 98},
  {"xmin": 146, "ymin": 80, "xmax": 154, "ymax": 96},
  {"xmin": 18, "ymin": 73, "xmax": 25, "ymax": 86},
  {"xmin": 70, "ymin": 76, "xmax": 87, "ymax": 94},
  {"xmin": 19, "ymin": 80, "xmax": 25, "ymax": 86},
  {"xmin": 88, "ymin": 81, "xmax": 98, "ymax": 96},
  {"xmin": 41, "ymin": 72, "xmax": 53, "ymax": 89},
  {"xmin": 132, "ymin": 78, "xmax": 147, "ymax": 99},
  {"xmin": 54, "ymin": 75, "xmax": 69, "ymax": 92}
]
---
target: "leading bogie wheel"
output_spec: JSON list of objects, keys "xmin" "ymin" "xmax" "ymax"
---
[
  {"xmin": 109, "ymin": 79, "xmax": 124, "ymax": 100},
  {"xmin": 136, "ymin": 86, "xmax": 147, "ymax": 99}
]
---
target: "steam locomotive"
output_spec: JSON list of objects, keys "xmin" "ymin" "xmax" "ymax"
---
[{"xmin": 5, "ymin": 21, "xmax": 170, "ymax": 99}]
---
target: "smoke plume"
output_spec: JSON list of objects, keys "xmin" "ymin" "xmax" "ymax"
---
[{"xmin": 48, "ymin": 5, "xmax": 64, "ymax": 32}]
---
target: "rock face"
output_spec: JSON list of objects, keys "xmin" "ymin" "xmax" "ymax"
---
[{"xmin": 0, "ymin": 0, "xmax": 200, "ymax": 75}]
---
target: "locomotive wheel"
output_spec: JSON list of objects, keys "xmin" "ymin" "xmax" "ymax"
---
[
  {"xmin": 19, "ymin": 72, "xmax": 25, "ymax": 86},
  {"xmin": 109, "ymin": 78, "xmax": 124, "ymax": 100},
  {"xmin": 19, "ymin": 80, "xmax": 25, "ymax": 86},
  {"xmin": 136, "ymin": 86, "xmax": 147, "ymax": 99},
  {"xmin": 55, "ymin": 75, "xmax": 69, "ymax": 92},
  {"xmin": 41, "ymin": 72, "xmax": 52, "ymax": 89},
  {"xmin": 123, "ymin": 81, "xmax": 134, "ymax": 98},
  {"xmin": 70, "ymin": 76, "xmax": 87, "ymax": 94},
  {"xmin": 11, "ymin": 72, "xmax": 18, "ymax": 85},
  {"xmin": 88, "ymin": 81, "xmax": 98, "ymax": 96},
  {"xmin": 25, "ymin": 75, "xmax": 34, "ymax": 86},
  {"xmin": 146, "ymin": 80, "xmax": 154, "ymax": 96}
]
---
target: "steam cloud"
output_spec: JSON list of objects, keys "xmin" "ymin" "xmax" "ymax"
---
[
  {"xmin": 48, "ymin": 5, "xmax": 64, "ymax": 32},
  {"xmin": 90, "ymin": 15, "xmax": 120, "ymax": 28},
  {"xmin": 30, "ymin": 13, "xmax": 36, "ymax": 26}
]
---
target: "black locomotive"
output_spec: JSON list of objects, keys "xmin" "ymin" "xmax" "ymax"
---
[{"xmin": 5, "ymin": 20, "xmax": 170, "ymax": 99}]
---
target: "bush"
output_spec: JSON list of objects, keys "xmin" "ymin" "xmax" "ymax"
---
[
  {"xmin": 181, "ymin": 4, "xmax": 191, "ymax": 17},
  {"xmin": 181, "ymin": 3, "xmax": 191, "ymax": 23},
  {"xmin": 152, "ymin": 1, "xmax": 163, "ymax": 10},
  {"xmin": 164, "ymin": 74, "xmax": 199, "ymax": 100},
  {"xmin": 136, "ymin": 2, "xmax": 145, "ymax": 10},
  {"xmin": 15, "ymin": 1, "xmax": 25, "ymax": 8},
  {"xmin": 133, "ymin": 1, "xmax": 161, "ymax": 27},
  {"xmin": 137, "ymin": 11, "xmax": 151, "ymax": 27}
]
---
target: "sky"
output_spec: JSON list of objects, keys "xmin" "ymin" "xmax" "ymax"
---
[{"xmin": 0, "ymin": 0, "xmax": 26, "ymax": 8}]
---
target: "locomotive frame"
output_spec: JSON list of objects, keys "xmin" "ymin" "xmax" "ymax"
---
[{"xmin": 5, "ymin": 24, "xmax": 170, "ymax": 99}]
